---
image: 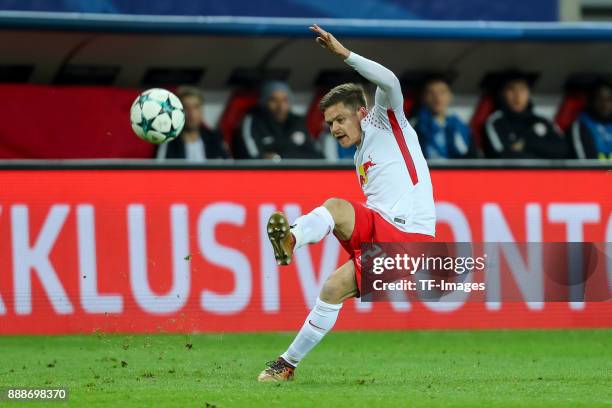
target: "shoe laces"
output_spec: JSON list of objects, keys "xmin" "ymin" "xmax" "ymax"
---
[{"xmin": 265, "ymin": 359, "xmax": 291, "ymax": 373}]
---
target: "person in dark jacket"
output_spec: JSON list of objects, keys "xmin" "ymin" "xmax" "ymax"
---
[
  {"xmin": 571, "ymin": 80, "xmax": 612, "ymax": 160},
  {"xmin": 412, "ymin": 75, "xmax": 478, "ymax": 159},
  {"xmin": 157, "ymin": 86, "xmax": 230, "ymax": 161},
  {"xmin": 483, "ymin": 72, "xmax": 568, "ymax": 159},
  {"xmin": 234, "ymin": 81, "xmax": 323, "ymax": 160}
]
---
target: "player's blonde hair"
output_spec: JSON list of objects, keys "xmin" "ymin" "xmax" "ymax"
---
[{"xmin": 319, "ymin": 83, "xmax": 367, "ymax": 113}]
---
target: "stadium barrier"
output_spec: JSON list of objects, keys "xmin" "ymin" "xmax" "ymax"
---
[
  {"xmin": 0, "ymin": 163, "xmax": 610, "ymax": 334},
  {"xmin": 2, "ymin": 12, "xmax": 612, "ymax": 40}
]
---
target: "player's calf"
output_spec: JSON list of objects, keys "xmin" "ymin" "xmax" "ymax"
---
[
  {"xmin": 319, "ymin": 261, "xmax": 360, "ymax": 303},
  {"xmin": 256, "ymin": 261, "xmax": 355, "ymax": 381}
]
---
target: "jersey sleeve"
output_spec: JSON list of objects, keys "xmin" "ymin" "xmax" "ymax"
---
[{"xmin": 344, "ymin": 52, "xmax": 403, "ymax": 111}]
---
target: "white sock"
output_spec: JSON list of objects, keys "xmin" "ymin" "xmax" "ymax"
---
[
  {"xmin": 291, "ymin": 206, "xmax": 335, "ymax": 250},
  {"xmin": 281, "ymin": 297, "xmax": 342, "ymax": 367}
]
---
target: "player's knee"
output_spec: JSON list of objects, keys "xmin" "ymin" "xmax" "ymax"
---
[
  {"xmin": 319, "ymin": 282, "xmax": 341, "ymax": 304},
  {"xmin": 319, "ymin": 273, "xmax": 346, "ymax": 304},
  {"xmin": 323, "ymin": 197, "xmax": 348, "ymax": 223}
]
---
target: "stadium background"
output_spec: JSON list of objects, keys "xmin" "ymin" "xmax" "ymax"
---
[{"xmin": 0, "ymin": 0, "xmax": 611, "ymax": 335}]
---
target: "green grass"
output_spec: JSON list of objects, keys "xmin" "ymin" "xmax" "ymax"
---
[{"xmin": 0, "ymin": 330, "xmax": 610, "ymax": 407}]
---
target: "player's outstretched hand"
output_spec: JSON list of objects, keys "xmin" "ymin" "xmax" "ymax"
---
[{"xmin": 309, "ymin": 24, "xmax": 350, "ymax": 59}]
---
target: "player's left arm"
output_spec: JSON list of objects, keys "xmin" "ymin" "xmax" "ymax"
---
[{"xmin": 309, "ymin": 24, "xmax": 403, "ymax": 111}]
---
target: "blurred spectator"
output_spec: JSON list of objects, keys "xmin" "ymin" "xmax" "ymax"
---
[
  {"xmin": 571, "ymin": 80, "xmax": 612, "ymax": 160},
  {"xmin": 234, "ymin": 81, "xmax": 323, "ymax": 160},
  {"xmin": 412, "ymin": 74, "xmax": 478, "ymax": 159},
  {"xmin": 157, "ymin": 86, "xmax": 230, "ymax": 161},
  {"xmin": 483, "ymin": 71, "xmax": 568, "ymax": 159}
]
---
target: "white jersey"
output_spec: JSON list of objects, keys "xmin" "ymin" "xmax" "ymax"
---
[{"xmin": 345, "ymin": 52, "xmax": 436, "ymax": 236}]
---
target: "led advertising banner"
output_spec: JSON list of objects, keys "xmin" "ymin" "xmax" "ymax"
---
[{"xmin": 0, "ymin": 169, "xmax": 610, "ymax": 334}]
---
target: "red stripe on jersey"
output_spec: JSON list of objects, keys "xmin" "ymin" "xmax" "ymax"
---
[{"xmin": 387, "ymin": 109, "xmax": 419, "ymax": 185}]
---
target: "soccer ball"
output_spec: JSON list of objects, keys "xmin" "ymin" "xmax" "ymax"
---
[{"xmin": 130, "ymin": 88, "xmax": 185, "ymax": 144}]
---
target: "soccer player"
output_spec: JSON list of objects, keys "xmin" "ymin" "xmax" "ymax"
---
[{"xmin": 257, "ymin": 24, "xmax": 436, "ymax": 382}]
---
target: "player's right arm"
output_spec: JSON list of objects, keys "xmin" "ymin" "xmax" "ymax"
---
[{"xmin": 309, "ymin": 24, "xmax": 403, "ymax": 111}]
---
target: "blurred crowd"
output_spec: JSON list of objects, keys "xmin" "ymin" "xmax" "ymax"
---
[{"xmin": 157, "ymin": 73, "xmax": 612, "ymax": 162}]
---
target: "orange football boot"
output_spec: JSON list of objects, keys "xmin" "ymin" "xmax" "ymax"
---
[
  {"xmin": 257, "ymin": 357, "xmax": 295, "ymax": 382},
  {"xmin": 267, "ymin": 212, "xmax": 295, "ymax": 265}
]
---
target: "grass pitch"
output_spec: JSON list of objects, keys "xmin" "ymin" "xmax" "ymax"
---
[{"xmin": 0, "ymin": 330, "xmax": 610, "ymax": 407}]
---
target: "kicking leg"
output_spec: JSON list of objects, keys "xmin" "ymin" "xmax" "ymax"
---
[
  {"xmin": 267, "ymin": 198, "xmax": 355, "ymax": 265},
  {"xmin": 257, "ymin": 260, "xmax": 358, "ymax": 381}
]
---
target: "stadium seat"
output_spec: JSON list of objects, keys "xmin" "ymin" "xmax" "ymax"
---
[
  {"xmin": 555, "ymin": 90, "xmax": 588, "ymax": 134},
  {"xmin": 218, "ymin": 89, "xmax": 259, "ymax": 148},
  {"xmin": 553, "ymin": 74, "xmax": 608, "ymax": 133},
  {"xmin": 306, "ymin": 90, "xmax": 327, "ymax": 138},
  {"xmin": 403, "ymin": 89, "xmax": 418, "ymax": 119},
  {"xmin": 469, "ymin": 93, "xmax": 496, "ymax": 150}
]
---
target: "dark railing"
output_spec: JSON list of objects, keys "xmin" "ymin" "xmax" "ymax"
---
[{"xmin": 0, "ymin": 159, "xmax": 609, "ymax": 170}]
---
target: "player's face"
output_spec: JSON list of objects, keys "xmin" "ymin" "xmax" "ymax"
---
[
  {"xmin": 266, "ymin": 90, "xmax": 290, "ymax": 124},
  {"xmin": 324, "ymin": 102, "xmax": 364, "ymax": 148},
  {"xmin": 423, "ymin": 80, "xmax": 452, "ymax": 116},
  {"xmin": 502, "ymin": 80, "xmax": 530, "ymax": 113},
  {"xmin": 181, "ymin": 95, "xmax": 204, "ymax": 131}
]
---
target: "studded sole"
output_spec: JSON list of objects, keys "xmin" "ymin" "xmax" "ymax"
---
[{"xmin": 267, "ymin": 212, "xmax": 291, "ymax": 265}]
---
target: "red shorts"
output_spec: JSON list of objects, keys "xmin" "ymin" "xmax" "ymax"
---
[{"xmin": 333, "ymin": 201, "xmax": 435, "ymax": 295}]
